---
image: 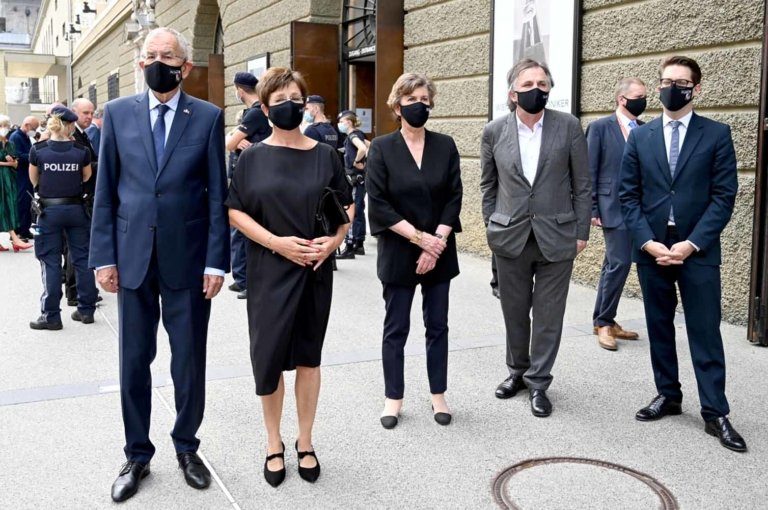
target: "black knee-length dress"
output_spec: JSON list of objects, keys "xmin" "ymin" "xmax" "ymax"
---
[{"xmin": 225, "ymin": 142, "xmax": 352, "ymax": 395}]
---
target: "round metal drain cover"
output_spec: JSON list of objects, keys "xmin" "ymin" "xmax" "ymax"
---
[{"xmin": 492, "ymin": 457, "xmax": 679, "ymax": 510}]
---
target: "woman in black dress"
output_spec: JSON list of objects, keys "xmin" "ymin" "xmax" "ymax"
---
[
  {"xmin": 227, "ymin": 68, "xmax": 353, "ymax": 487},
  {"xmin": 366, "ymin": 73, "xmax": 463, "ymax": 429}
]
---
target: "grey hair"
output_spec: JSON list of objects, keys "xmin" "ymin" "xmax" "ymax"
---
[
  {"xmin": 141, "ymin": 27, "xmax": 191, "ymax": 61},
  {"xmin": 614, "ymin": 76, "xmax": 646, "ymax": 103},
  {"xmin": 506, "ymin": 59, "xmax": 554, "ymax": 111},
  {"xmin": 0, "ymin": 114, "xmax": 11, "ymax": 128}
]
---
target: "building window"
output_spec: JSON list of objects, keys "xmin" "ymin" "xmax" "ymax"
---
[
  {"xmin": 107, "ymin": 72, "xmax": 119, "ymax": 101},
  {"xmin": 88, "ymin": 84, "xmax": 97, "ymax": 107},
  {"xmin": 78, "ymin": 77, "xmax": 82, "ymax": 89}
]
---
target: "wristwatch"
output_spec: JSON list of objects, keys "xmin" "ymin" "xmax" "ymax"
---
[{"xmin": 409, "ymin": 230, "xmax": 423, "ymax": 245}]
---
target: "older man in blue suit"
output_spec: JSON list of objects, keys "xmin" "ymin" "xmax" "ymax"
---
[
  {"xmin": 620, "ymin": 56, "xmax": 745, "ymax": 452},
  {"xmin": 587, "ymin": 77, "xmax": 646, "ymax": 351},
  {"xmin": 90, "ymin": 27, "xmax": 230, "ymax": 501}
]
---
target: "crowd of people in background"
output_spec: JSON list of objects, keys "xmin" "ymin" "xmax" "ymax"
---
[{"xmin": 1, "ymin": 24, "xmax": 749, "ymax": 505}]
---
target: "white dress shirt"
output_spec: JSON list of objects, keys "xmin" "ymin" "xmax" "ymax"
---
[
  {"xmin": 516, "ymin": 111, "xmax": 544, "ymax": 185},
  {"xmin": 98, "ymin": 90, "xmax": 225, "ymax": 277},
  {"xmin": 615, "ymin": 110, "xmax": 638, "ymax": 140}
]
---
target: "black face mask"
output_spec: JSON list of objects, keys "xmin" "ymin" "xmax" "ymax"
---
[
  {"xmin": 144, "ymin": 61, "xmax": 183, "ymax": 94},
  {"xmin": 399, "ymin": 102, "xmax": 430, "ymax": 128},
  {"xmin": 622, "ymin": 96, "xmax": 647, "ymax": 117},
  {"xmin": 514, "ymin": 88, "xmax": 549, "ymax": 114},
  {"xmin": 659, "ymin": 84, "xmax": 694, "ymax": 112},
  {"xmin": 268, "ymin": 100, "xmax": 305, "ymax": 131}
]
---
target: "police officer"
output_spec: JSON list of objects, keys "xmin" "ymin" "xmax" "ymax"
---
[
  {"xmin": 303, "ymin": 95, "xmax": 339, "ymax": 148},
  {"xmin": 28, "ymin": 106, "xmax": 98, "ymax": 330},
  {"xmin": 336, "ymin": 110, "xmax": 369, "ymax": 259},
  {"xmin": 225, "ymin": 71, "xmax": 272, "ymax": 299}
]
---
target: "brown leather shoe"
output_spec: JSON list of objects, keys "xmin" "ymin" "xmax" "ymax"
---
[
  {"xmin": 611, "ymin": 322, "xmax": 639, "ymax": 340},
  {"xmin": 597, "ymin": 326, "xmax": 617, "ymax": 351}
]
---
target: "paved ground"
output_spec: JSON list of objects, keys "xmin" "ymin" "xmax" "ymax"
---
[{"xmin": 1, "ymin": 231, "xmax": 767, "ymax": 509}]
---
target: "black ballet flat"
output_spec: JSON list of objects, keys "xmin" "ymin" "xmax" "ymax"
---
[
  {"xmin": 432, "ymin": 404, "xmax": 452, "ymax": 426},
  {"xmin": 380, "ymin": 415, "xmax": 399, "ymax": 429},
  {"xmin": 295, "ymin": 441, "xmax": 321, "ymax": 483},
  {"xmin": 263, "ymin": 442, "xmax": 286, "ymax": 487}
]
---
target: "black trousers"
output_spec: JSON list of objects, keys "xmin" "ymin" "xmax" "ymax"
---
[
  {"xmin": 637, "ymin": 227, "xmax": 729, "ymax": 421},
  {"xmin": 118, "ymin": 245, "xmax": 211, "ymax": 463},
  {"xmin": 382, "ymin": 281, "xmax": 450, "ymax": 399}
]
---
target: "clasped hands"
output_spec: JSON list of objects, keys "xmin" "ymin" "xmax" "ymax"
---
[
  {"xmin": 416, "ymin": 233, "xmax": 447, "ymax": 275},
  {"xmin": 644, "ymin": 240, "xmax": 695, "ymax": 266},
  {"xmin": 275, "ymin": 235, "xmax": 340, "ymax": 270}
]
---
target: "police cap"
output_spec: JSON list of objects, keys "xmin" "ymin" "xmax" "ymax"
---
[
  {"xmin": 307, "ymin": 95, "xmax": 325, "ymax": 104},
  {"xmin": 50, "ymin": 106, "xmax": 78, "ymax": 123},
  {"xmin": 234, "ymin": 72, "xmax": 258, "ymax": 88}
]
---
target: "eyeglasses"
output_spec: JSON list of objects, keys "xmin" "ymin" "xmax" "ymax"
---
[
  {"xmin": 659, "ymin": 78, "xmax": 695, "ymax": 88},
  {"xmin": 270, "ymin": 96, "xmax": 305, "ymax": 106},
  {"xmin": 143, "ymin": 52, "xmax": 185, "ymax": 64}
]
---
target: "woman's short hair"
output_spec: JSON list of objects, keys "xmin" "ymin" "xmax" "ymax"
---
[
  {"xmin": 0, "ymin": 114, "xmax": 11, "ymax": 128},
  {"xmin": 386, "ymin": 73, "xmax": 437, "ymax": 115},
  {"xmin": 257, "ymin": 67, "xmax": 308, "ymax": 106}
]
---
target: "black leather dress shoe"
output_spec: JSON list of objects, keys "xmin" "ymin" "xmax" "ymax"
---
[
  {"xmin": 495, "ymin": 374, "xmax": 526, "ymax": 399},
  {"xmin": 71, "ymin": 310, "xmax": 95, "ymax": 324},
  {"xmin": 29, "ymin": 316, "xmax": 63, "ymax": 331},
  {"xmin": 491, "ymin": 286, "xmax": 500, "ymax": 299},
  {"xmin": 635, "ymin": 394, "xmax": 682, "ymax": 422},
  {"xmin": 111, "ymin": 461, "xmax": 150, "ymax": 502},
  {"xmin": 380, "ymin": 415, "xmax": 399, "ymax": 429},
  {"xmin": 228, "ymin": 282, "xmax": 242, "ymax": 292},
  {"xmin": 705, "ymin": 417, "xmax": 747, "ymax": 452},
  {"xmin": 529, "ymin": 389, "xmax": 552, "ymax": 417},
  {"xmin": 177, "ymin": 452, "xmax": 211, "ymax": 489},
  {"xmin": 237, "ymin": 289, "xmax": 247, "ymax": 300}
]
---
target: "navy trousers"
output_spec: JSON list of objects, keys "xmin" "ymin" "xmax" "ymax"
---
[
  {"xmin": 118, "ymin": 246, "xmax": 211, "ymax": 463},
  {"xmin": 348, "ymin": 182, "xmax": 366, "ymax": 243},
  {"xmin": 636, "ymin": 227, "xmax": 729, "ymax": 421},
  {"xmin": 230, "ymin": 227, "xmax": 247, "ymax": 288},
  {"xmin": 382, "ymin": 281, "xmax": 450, "ymax": 399},
  {"xmin": 34, "ymin": 204, "xmax": 97, "ymax": 322},
  {"xmin": 593, "ymin": 227, "xmax": 632, "ymax": 327},
  {"xmin": 16, "ymin": 165, "xmax": 33, "ymax": 235}
]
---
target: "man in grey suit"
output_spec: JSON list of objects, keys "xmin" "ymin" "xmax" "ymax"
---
[
  {"xmin": 587, "ymin": 77, "xmax": 646, "ymax": 351},
  {"xmin": 481, "ymin": 59, "xmax": 591, "ymax": 417}
]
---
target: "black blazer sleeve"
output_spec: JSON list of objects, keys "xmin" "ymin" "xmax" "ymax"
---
[{"xmin": 366, "ymin": 137, "xmax": 404, "ymax": 235}]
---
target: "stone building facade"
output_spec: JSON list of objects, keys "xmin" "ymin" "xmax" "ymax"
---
[{"xmin": 68, "ymin": 0, "xmax": 765, "ymax": 324}]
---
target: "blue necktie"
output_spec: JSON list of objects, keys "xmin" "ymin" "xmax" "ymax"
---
[
  {"xmin": 628, "ymin": 119, "xmax": 638, "ymax": 130},
  {"xmin": 668, "ymin": 120, "xmax": 681, "ymax": 223},
  {"xmin": 153, "ymin": 104, "xmax": 169, "ymax": 170}
]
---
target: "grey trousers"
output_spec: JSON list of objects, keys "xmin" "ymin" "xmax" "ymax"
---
[{"xmin": 496, "ymin": 233, "xmax": 573, "ymax": 390}]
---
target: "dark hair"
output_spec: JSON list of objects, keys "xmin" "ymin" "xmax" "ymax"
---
[
  {"xmin": 660, "ymin": 56, "xmax": 702, "ymax": 85},
  {"xmin": 506, "ymin": 59, "xmax": 554, "ymax": 111},
  {"xmin": 236, "ymin": 83, "xmax": 257, "ymax": 94},
  {"xmin": 257, "ymin": 67, "xmax": 308, "ymax": 106}
]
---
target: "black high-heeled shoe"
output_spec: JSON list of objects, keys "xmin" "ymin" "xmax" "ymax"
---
[
  {"xmin": 295, "ymin": 441, "xmax": 321, "ymax": 483},
  {"xmin": 263, "ymin": 442, "xmax": 286, "ymax": 487}
]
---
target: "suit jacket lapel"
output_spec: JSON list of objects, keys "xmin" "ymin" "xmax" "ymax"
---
[
  {"xmin": 672, "ymin": 113, "xmax": 703, "ymax": 183},
  {"xmin": 649, "ymin": 118, "xmax": 672, "ymax": 185},
  {"xmin": 504, "ymin": 114, "xmax": 529, "ymax": 187},
  {"xmin": 609, "ymin": 114, "xmax": 625, "ymax": 147},
  {"xmin": 134, "ymin": 92, "xmax": 157, "ymax": 175},
  {"xmin": 532, "ymin": 111, "xmax": 558, "ymax": 189},
  {"xmin": 157, "ymin": 91, "xmax": 192, "ymax": 178}
]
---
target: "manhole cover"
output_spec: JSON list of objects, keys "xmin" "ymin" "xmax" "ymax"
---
[{"xmin": 492, "ymin": 457, "xmax": 679, "ymax": 510}]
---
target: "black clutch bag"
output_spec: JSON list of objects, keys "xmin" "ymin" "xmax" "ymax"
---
[{"xmin": 315, "ymin": 187, "xmax": 350, "ymax": 235}]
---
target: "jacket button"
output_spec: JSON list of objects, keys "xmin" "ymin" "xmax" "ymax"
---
[
  {"xmin": 671, "ymin": 190, "xmax": 675, "ymax": 195},
  {"xmin": 155, "ymin": 192, "xmax": 161, "ymax": 197},
  {"xmin": 150, "ymin": 226, "xmax": 156, "ymax": 231},
  {"xmin": 530, "ymin": 213, "xmax": 536, "ymax": 219}
]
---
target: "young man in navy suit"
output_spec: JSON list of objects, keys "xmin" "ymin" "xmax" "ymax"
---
[
  {"xmin": 90, "ymin": 27, "xmax": 230, "ymax": 501},
  {"xmin": 620, "ymin": 56, "xmax": 745, "ymax": 452},
  {"xmin": 587, "ymin": 77, "xmax": 646, "ymax": 351}
]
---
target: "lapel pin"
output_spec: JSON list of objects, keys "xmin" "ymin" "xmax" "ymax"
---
[{"xmin": 183, "ymin": 108, "xmax": 190, "ymax": 115}]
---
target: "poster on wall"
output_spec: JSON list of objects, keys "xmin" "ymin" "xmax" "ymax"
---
[
  {"xmin": 246, "ymin": 53, "xmax": 270, "ymax": 79},
  {"xmin": 489, "ymin": 0, "xmax": 580, "ymax": 119}
]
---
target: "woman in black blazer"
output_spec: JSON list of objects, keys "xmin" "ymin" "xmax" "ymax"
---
[{"xmin": 366, "ymin": 72, "xmax": 463, "ymax": 429}]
